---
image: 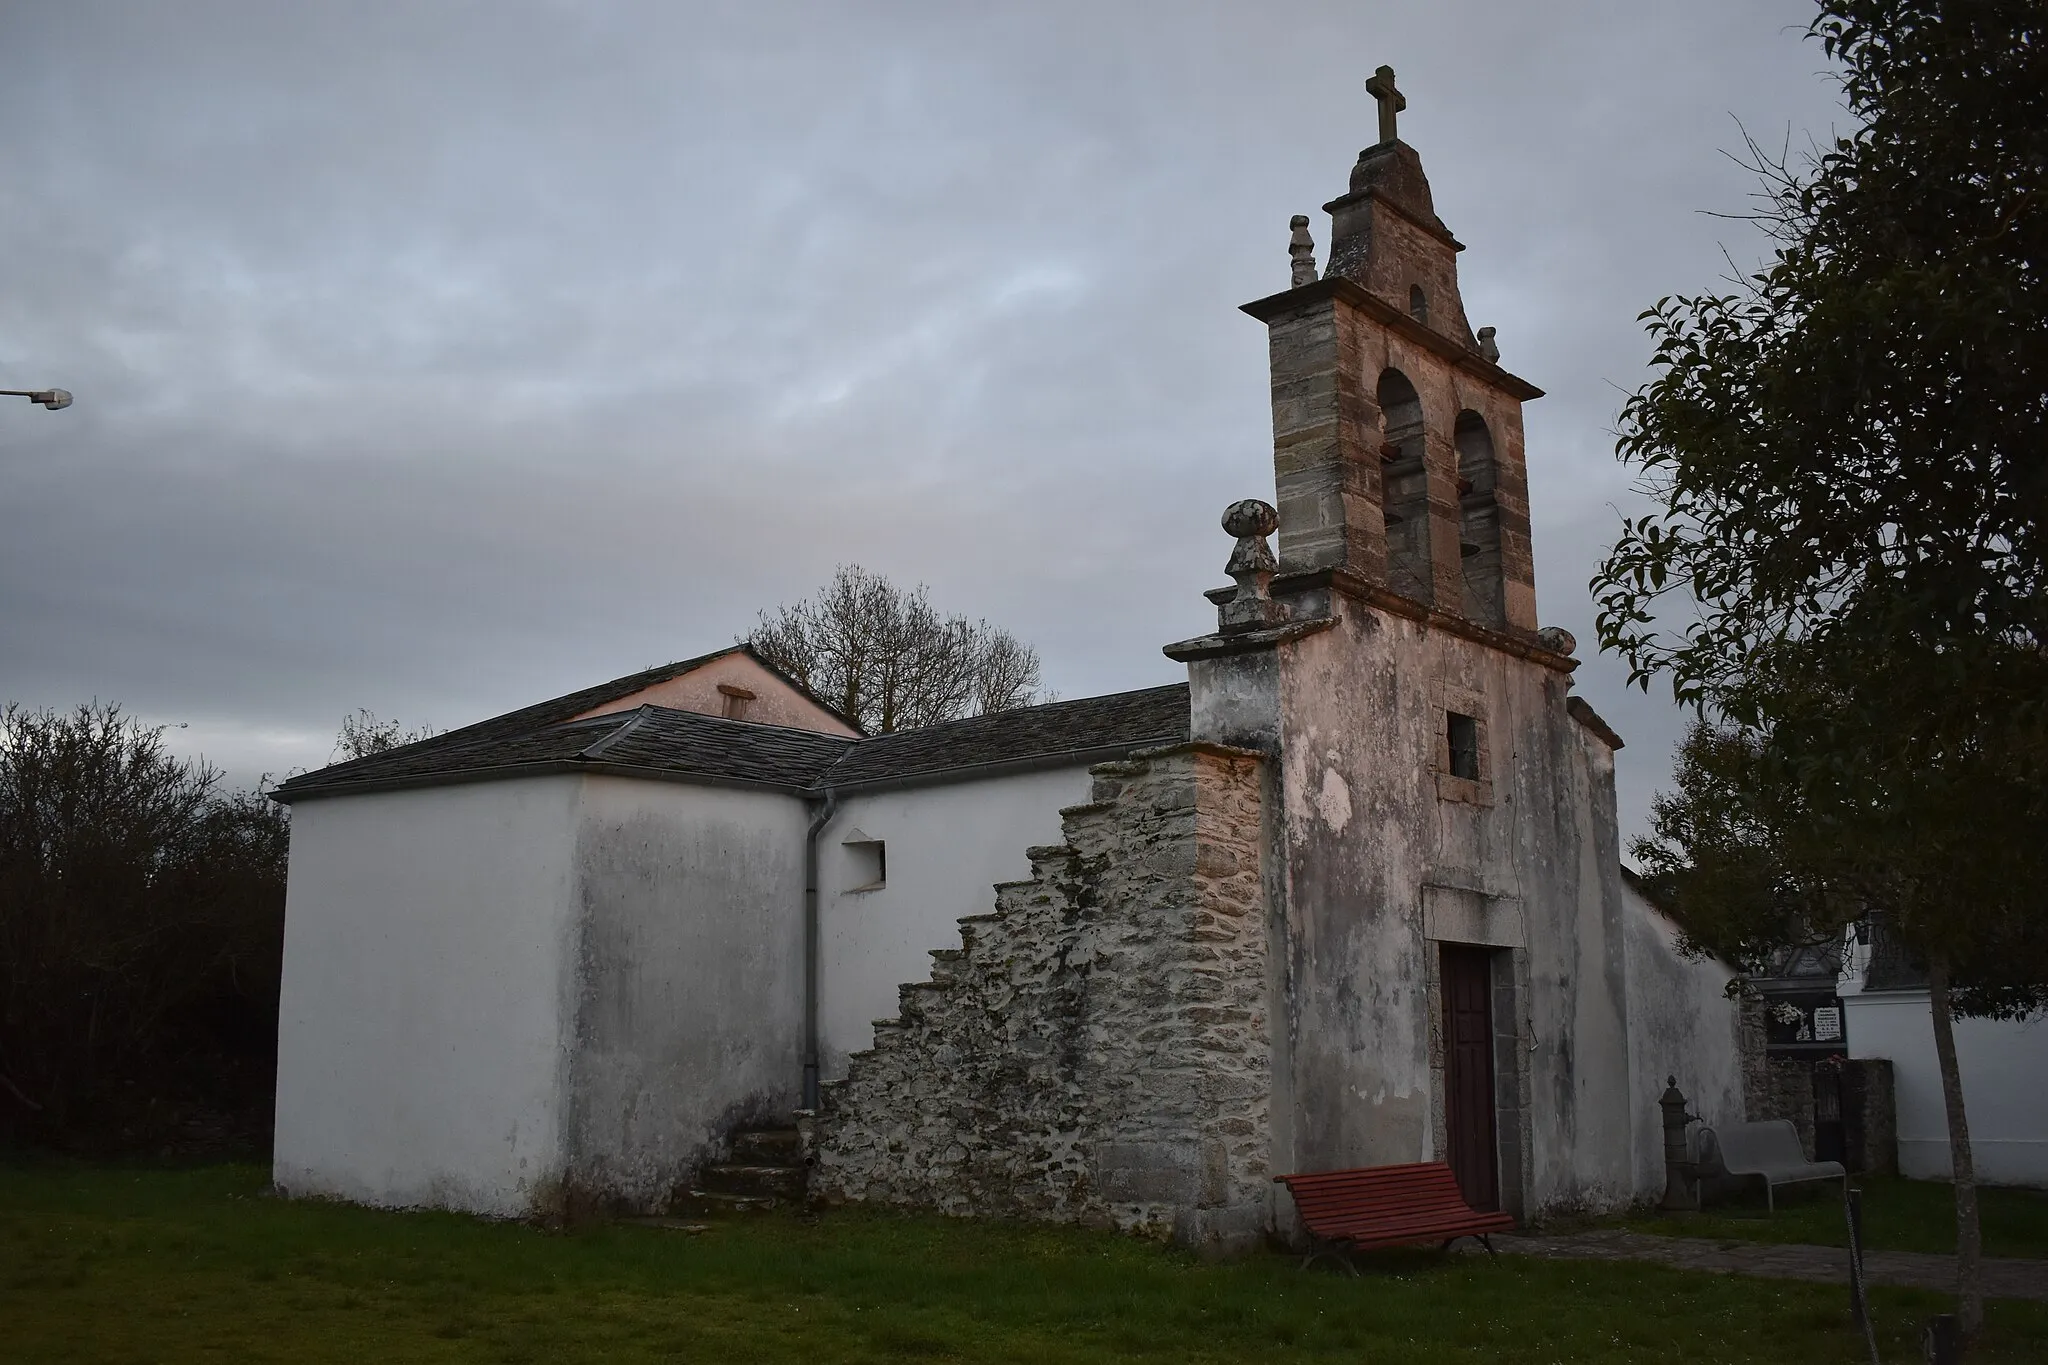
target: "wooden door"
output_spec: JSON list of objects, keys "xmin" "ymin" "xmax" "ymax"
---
[{"xmin": 1441, "ymin": 944, "xmax": 1500, "ymax": 1211}]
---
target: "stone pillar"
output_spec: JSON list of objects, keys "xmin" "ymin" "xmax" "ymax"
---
[
  {"xmin": 1843, "ymin": 1059, "xmax": 1897, "ymax": 1176},
  {"xmin": 1253, "ymin": 286, "xmax": 1387, "ymax": 581},
  {"xmin": 1759, "ymin": 1059, "xmax": 1819, "ymax": 1160},
  {"xmin": 1490, "ymin": 409, "xmax": 1539, "ymax": 634},
  {"xmin": 1739, "ymin": 993, "xmax": 1769, "ymax": 1118},
  {"xmin": 1422, "ymin": 427, "xmax": 1464, "ymax": 612}
]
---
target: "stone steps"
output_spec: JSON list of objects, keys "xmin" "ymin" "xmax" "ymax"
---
[
  {"xmin": 679, "ymin": 1126, "xmax": 808, "ymax": 1214},
  {"xmin": 806, "ymin": 742, "xmax": 1276, "ymax": 1250},
  {"xmin": 698, "ymin": 1162, "xmax": 809, "ymax": 1199},
  {"xmin": 730, "ymin": 1127, "xmax": 802, "ymax": 1164},
  {"xmin": 672, "ymin": 1188, "xmax": 783, "ymax": 1215},
  {"xmin": 823, "ymin": 755, "xmax": 1166, "ymax": 1082}
]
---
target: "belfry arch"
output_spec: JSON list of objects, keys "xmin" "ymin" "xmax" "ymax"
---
[
  {"xmin": 1377, "ymin": 369, "xmax": 1432, "ymax": 601},
  {"xmin": 1455, "ymin": 410, "xmax": 1505, "ymax": 628}
]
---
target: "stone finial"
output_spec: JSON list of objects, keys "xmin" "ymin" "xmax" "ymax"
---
[
  {"xmin": 1537, "ymin": 626, "xmax": 1577, "ymax": 656},
  {"xmin": 1288, "ymin": 215, "xmax": 1319, "ymax": 289},
  {"xmin": 1477, "ymin": 325, "xmax": 1499, "ymax": 363},
  {"xmin": 1218, "ymin": 499, "xmax": 1284, "ymax": 634}
]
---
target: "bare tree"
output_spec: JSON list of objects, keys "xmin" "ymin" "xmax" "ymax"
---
[
  {"xmin": 333, "ymin": 710, "xmax": 437, "ymax": 763},
  {"xmin": 745, "ymin": 566, "xmax": 1042, "ymax": 733},
  {"xmin": 969, "ymin": 624, "xmax": 1043, "ymax": 716}
]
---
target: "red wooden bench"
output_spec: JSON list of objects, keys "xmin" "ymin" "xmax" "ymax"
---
[{"xmin": 1273, "ymin": 1161, "xmax": 1516, "ymax": 1272}]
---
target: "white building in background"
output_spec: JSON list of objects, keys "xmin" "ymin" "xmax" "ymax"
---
[{"xmin": 1839, "ymin": 929, "xmax": 2048, "ymax": 1187}]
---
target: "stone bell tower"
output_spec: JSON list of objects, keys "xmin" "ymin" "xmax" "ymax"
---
[
  {"xmin": 1241, "ymin": 65, "xmax": 1542, "ymax": 637},
  {"xmin": 1169, "ymin": 68, "xmax": 1632, "ymax": 1225}
]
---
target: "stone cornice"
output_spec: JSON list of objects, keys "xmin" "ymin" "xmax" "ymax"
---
[
  {"xmin": 1270, "ymin": 566, "xmax": 1579, "ymax": 674},
  {"xmin": 1239, "ymin": 276, "xmax": 1545, "ymax": 403},
  {"xmin": 1566, "ymin": 696, "xmax": 1627, "ymax": 751},
  {"xmin": 1160, "ymin": 616, "xmax": 1339, "ymax": 663},
  {"xmin": 1130, "ymin": 739, "xmax": 1269, "ymax": 764}
]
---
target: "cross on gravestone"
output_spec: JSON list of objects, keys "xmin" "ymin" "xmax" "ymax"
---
[{"xmin": 1365, "ymin": 64, "xmax": 1406, "ymax": 145}]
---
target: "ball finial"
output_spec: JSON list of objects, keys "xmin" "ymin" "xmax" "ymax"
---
[{"xmin": 1222, "ymin": 498, "xmax": 1279, "ymax": 540}]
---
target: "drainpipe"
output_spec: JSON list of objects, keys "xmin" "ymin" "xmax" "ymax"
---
[{"xmin": 801, "ymin": 789, "xmax": 839, "ymax": 1110}]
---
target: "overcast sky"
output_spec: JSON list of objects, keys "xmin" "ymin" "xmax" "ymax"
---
[{"xmin": 1, "ymin": 1, "xmax": 1852, "ymax": 846}]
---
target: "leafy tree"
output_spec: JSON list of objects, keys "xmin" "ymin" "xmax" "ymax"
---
[
  {"xmin": 1593, "ymin": 1, "xmax": 2047, "ymax": 1338},
  {"xmin": 746, "ymin": 565, "xmax": 1043, "ymax": 734},
  {"xmin": 0, "ymin": 703, "xmax": 288, "ymax": 1149}
]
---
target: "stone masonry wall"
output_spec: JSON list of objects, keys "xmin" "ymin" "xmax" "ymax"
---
[
  {"xmin": 1842, "ymin": 1059, "xmax": 1897, "ymax": 1176},
  {"xmin": 807, "ymin": 743, "xmax": 1271, "ymax": 1253}
]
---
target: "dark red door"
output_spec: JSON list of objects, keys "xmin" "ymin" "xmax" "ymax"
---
[{"xmin": 1441, "ymin": 944, "xmax": 1500, "ymax": 1211}]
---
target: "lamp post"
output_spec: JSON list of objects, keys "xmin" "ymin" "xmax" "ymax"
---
[{"xmin": 2, "ymin": 388, "xmax": 72, "ymax": 411}]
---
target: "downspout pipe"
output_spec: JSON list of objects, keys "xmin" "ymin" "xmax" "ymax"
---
[{"xmin": 801, "ymin": 789, "xmax": 839, "ymax": 1110}]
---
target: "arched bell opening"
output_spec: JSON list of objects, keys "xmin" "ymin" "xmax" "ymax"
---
[
  {"xmin": 1455, "ymin": 410, "xmax": 1506, "ymax": 628},
  {"xmin": 1377, "ymin": 369, "xmax": 1432, "ymax": 602}
]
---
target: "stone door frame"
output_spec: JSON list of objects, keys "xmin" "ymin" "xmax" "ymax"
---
[{"xmin": 1425, "ymin": 937, "xmax": 1533, "ymax": 1222}]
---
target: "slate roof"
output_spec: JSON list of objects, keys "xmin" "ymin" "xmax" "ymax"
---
[
  {"xmin": 595, "ymin": 707, "xmax": 856, "ymax": 788},
  {"xmin": 279, "ymin": 643, "xmax": 862, "ymax": 798},
  {"xmin": 273, "ymin": 681, "xmax": 1191, "ymax": 801},
  {"xmin": 817, "ymin": 684, "xmax": 1191, "ymax": 788}
]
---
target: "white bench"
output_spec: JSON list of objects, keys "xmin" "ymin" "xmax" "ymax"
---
[{"xmin": 1696, "ymin": 1120, "xmax": 1847, "ymax": 1213}]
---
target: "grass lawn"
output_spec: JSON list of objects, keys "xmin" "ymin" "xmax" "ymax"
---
[
  {"xmin": 1618, "ymin": 1175, "xmax": 2048, "ymax": 1259},
  {"xmin": 4, "ymin": 1162, "xmax": 2045, "ymax": 1364}
]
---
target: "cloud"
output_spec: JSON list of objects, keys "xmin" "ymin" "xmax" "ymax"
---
[{"xmin": 0, "ymin": 0, "xmax": 1846, "ymax": 840}]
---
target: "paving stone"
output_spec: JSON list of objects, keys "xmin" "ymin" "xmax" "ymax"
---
[{"xmin": 1495, "ymin": 1230, "xmax": 2048, "ymax": 1302}]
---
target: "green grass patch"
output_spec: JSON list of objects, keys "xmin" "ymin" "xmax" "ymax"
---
[
  {"xmin": 1620, "ymin": 1174, "xmax": 2048, "ymax": 1259},
  {"xmin": 2, "ymin": 1160, "xmax": 2044, "ymax": 1363}
]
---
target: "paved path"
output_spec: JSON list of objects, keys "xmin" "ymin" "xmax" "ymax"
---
[{"xmin": 1496, "ymin": 1229, "xmax": 2048, "ymax": 1301}]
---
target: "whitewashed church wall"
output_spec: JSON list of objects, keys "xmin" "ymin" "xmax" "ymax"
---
[
  {"xmin": 273, "ymin": 776, "xmax": 584, "ymax": 1216},
  {"xmin": 1620, "ymin": 881, "xmax": 1743, "ymax": 1197},
  {"xmin": 564, "ymin": 776, "xmax": 809, "ymax": 1209},
  {"xmin": 1529, "ymin": 719, "xmax": 1638, "ymax": 1213},
  {"xmin": 816, "ymin": 766, "xmax": 1095, "ymax": 1080},
  {"xmin": 1841, "ymin": 990, "xmax": 2048, "ymax": 1187},
  {"xmin": 1268, "ymin": 600, "xmax": 1639, "ymax": 1218}
]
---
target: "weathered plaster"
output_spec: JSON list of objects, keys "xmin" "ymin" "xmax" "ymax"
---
[
  {"xmin": 275, "ymin": 773, "xmax": 814, "ymax": 1216},
  {"xmin": 562, "ymin": 777, "xmax": 808, "ymax": 1208},
  {"xmin": 1260, "ymin": 593, "xmax": 1644, "ymax": 1216}
]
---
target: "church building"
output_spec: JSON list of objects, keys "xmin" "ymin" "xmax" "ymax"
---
[{"xmin": 270, "ymin": 71, "xmax": 1745, "ymax": 1248}]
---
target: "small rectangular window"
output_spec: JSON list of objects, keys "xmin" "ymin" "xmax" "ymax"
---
[
  {"xmin": 845, "ymin": 838, "xmax": 886, "ymax": 891},
  {"xmin": 717, "ymin": 683, "xmax": 756, "ymax": 721},
  {"xmin": 1446, "ymin": 711, "xmax": 1480, "ymax": 780}
]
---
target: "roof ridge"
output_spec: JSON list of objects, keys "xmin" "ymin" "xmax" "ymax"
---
[
  {"xmin": 850, "ymin": 681, "xmax": 1190, "ymax": 746},
  {"xmin": 631, "ymin": 703, "xmax": 859, "ymax": 742}
]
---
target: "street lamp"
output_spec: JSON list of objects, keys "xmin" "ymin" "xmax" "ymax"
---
[{"xmin": 2, "ymin": 388, "xmax": 72, "ymax": 411}]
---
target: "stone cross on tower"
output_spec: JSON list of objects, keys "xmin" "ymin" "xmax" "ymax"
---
[{"xmin": 1365, "ymin": 64, "xmax": 1405, "ymax": 145}]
